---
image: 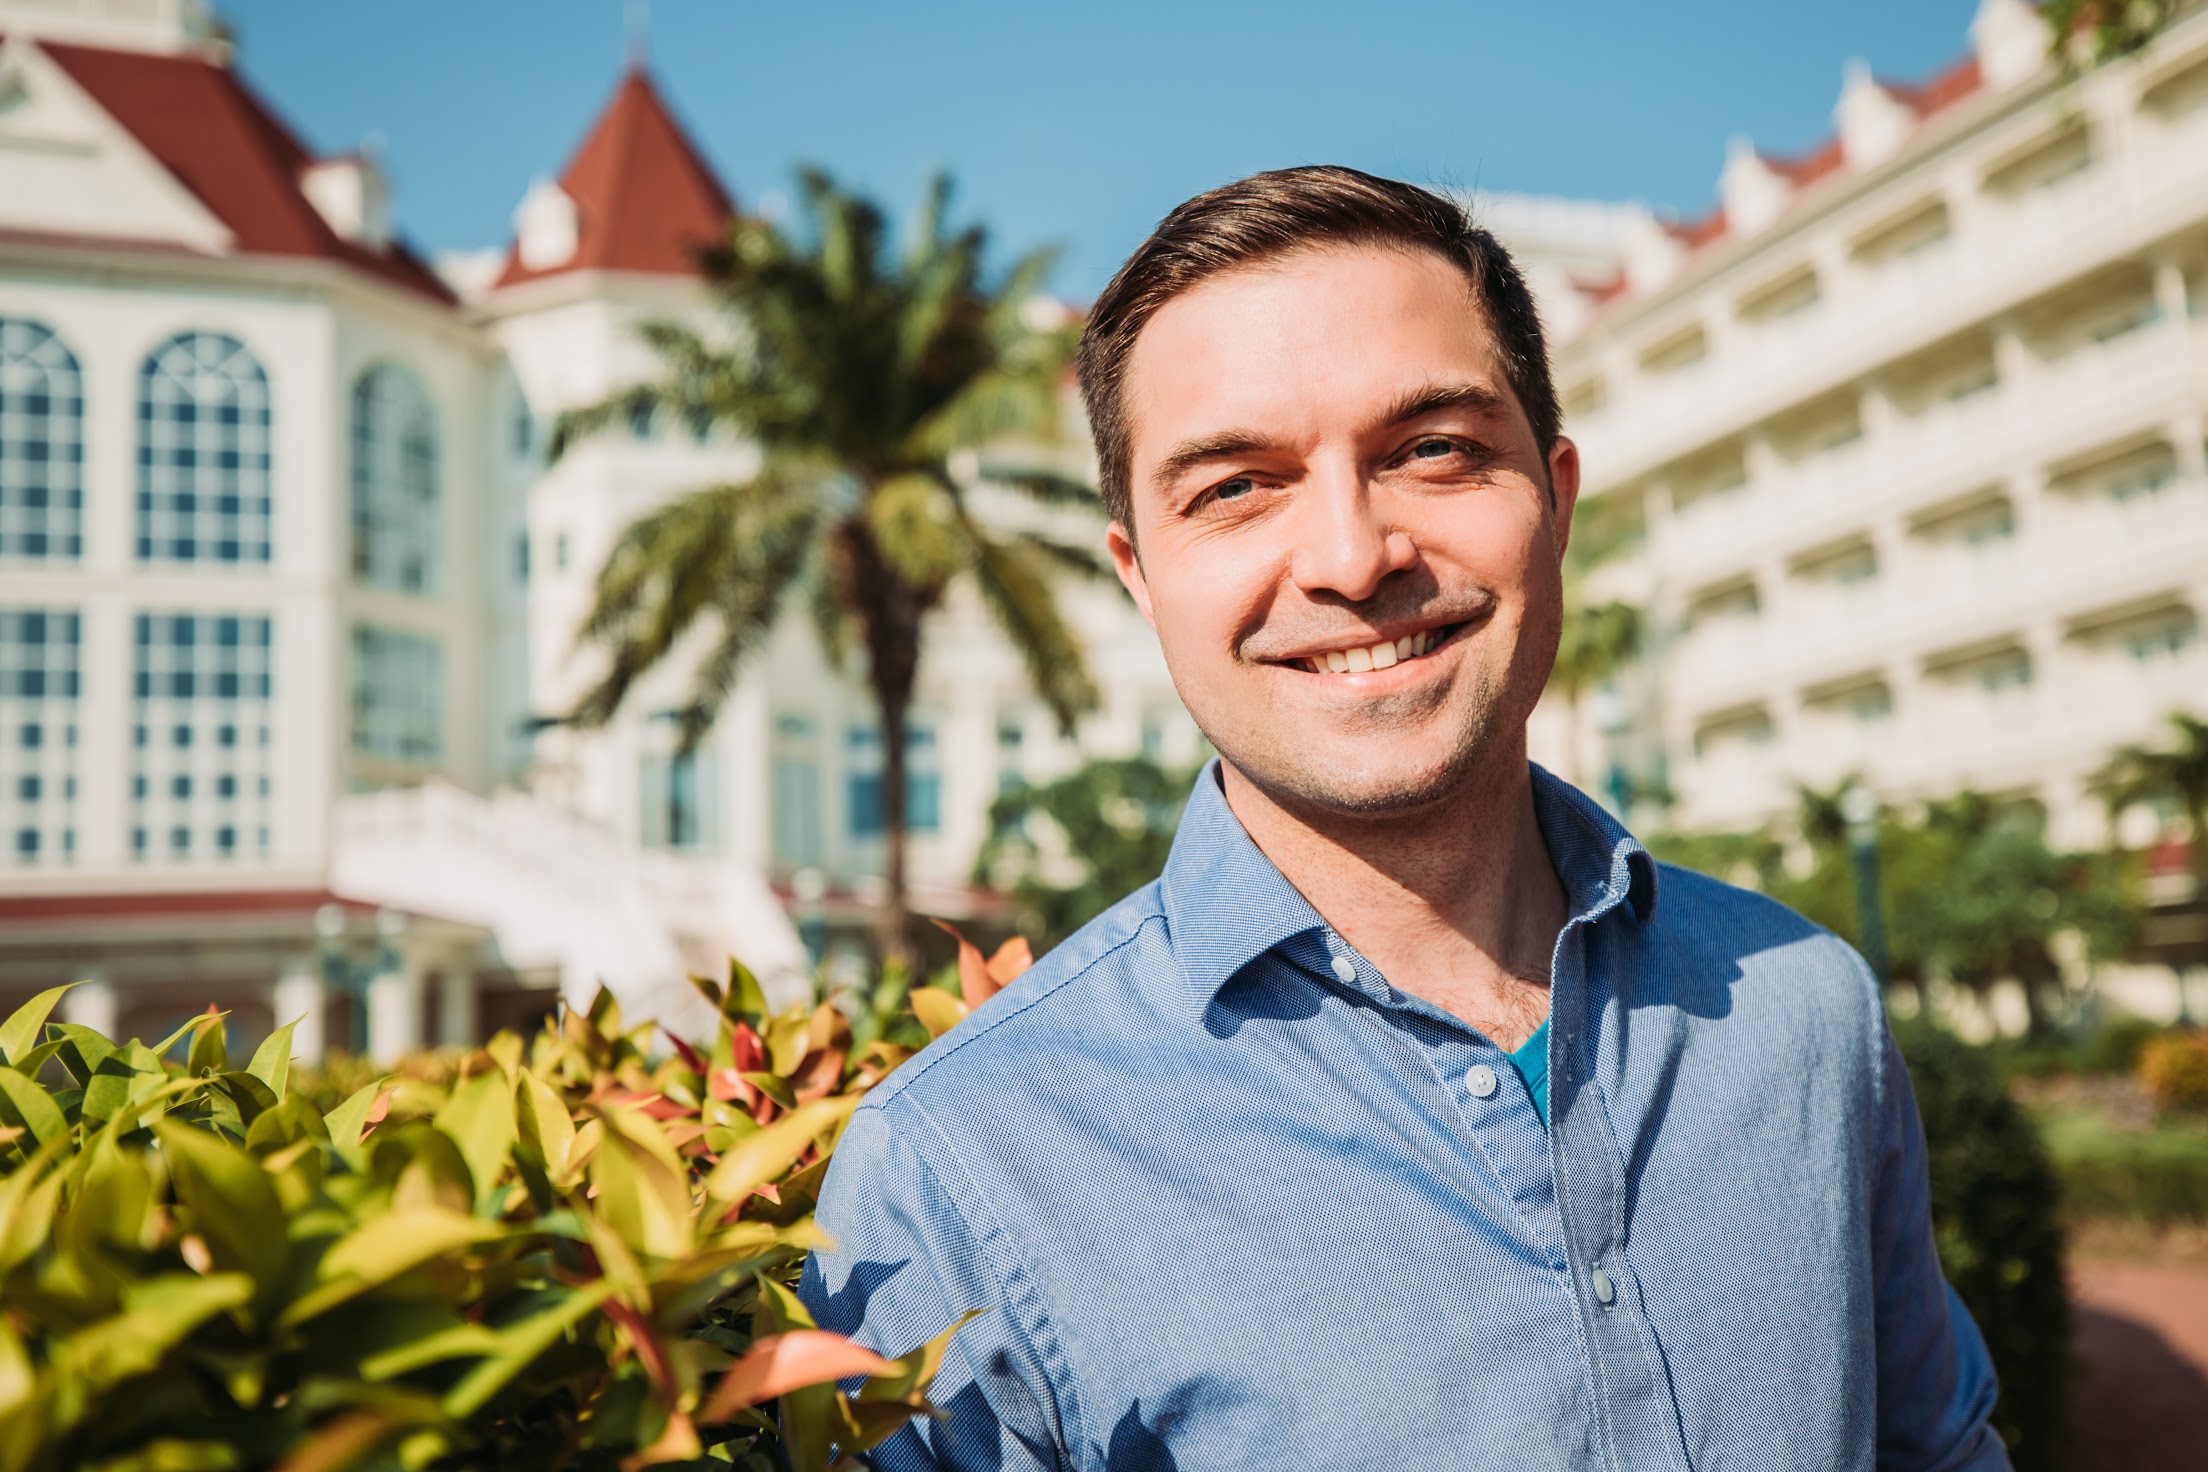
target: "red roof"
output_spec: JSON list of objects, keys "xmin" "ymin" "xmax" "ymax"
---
[
  {"xmin": 494, "ymin": 67, "xmax": 735, "ymax": 290},
  {"xmin": 1763, "ymin": 138, "xmax": 1846, "ymax": 190},
  {"xmin": 31, "ymin": 38, "xmax": 453, "ymax": 304},
  {"xmin": 1586, "ymin": 47, "xmax": 1991, "ymax": 319},
  {"xmin": 1886, "ymin": 56, "xmax": 1983, "ymax": 121}
]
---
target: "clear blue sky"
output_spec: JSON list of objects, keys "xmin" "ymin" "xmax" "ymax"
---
[{"xmin": 221, "ymin": 0, "xmax": 1983, "ymax": 299}]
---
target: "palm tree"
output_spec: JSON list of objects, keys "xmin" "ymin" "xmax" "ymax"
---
[
  {"xmin": 1548, "ymin": 595, "xmax": 1640, "ymax": 789},
  {"xmin": 2093, "ymin": 712, "xmax": 2208, "ymax": 1017},
  {"xmin": 551, "ymin": 170, "xmax": 1105, "ymax": 960},
  {"xmin": 2094, "ymin": 713, "xmax": 2208, "ymax": 887}
]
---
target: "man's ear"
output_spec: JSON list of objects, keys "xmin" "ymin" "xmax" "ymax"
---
[
  {"xmin": 1106, "ymin": 521, "xmax": 1157, "ymax": 630},
  {"xmin": 1546, "ymin": 436, "xmax": 1582, "ymax": 564}
]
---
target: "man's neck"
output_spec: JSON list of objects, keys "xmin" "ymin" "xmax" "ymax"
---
[{"xmin": 1217, "ymin": 743, "xmax": 1570, "ymax": 1049}]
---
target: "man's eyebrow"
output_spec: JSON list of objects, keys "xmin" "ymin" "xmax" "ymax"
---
[
  {"xmin": 1148, "ymin": 429, "xmax": 1284, "ymax": 499},
  {"xmin": 1375, "ymin": 381, "xmax": 1511, "ymax": 431}
]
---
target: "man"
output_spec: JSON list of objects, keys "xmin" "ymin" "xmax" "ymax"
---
[{"xmin": 802, "ymin": 167, "xmax": 2006, "ymax": 1471}]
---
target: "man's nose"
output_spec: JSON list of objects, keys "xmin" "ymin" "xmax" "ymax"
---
[{"xmin": 1286, "ymin": 466, "xmax": 1416, "ymax": 603}]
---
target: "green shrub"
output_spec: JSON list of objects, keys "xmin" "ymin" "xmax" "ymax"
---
[
  {"xmin": 2036, "ymin": 1100, "xmax": 2208, "ymax": 1224},
  {"xmin": 2077, "ymin": 1015, "xmax": 2165, "ymax": 1077},
  {"xmin": 2138, "ymin": 1029, "xmax": 2208, "ymax": 1112},
  {"xmin": 1894, "ymin": 1021, "xmax": 2068, "ymax": 1472},
  {"xmin": 0, "ymin": 962, "xmax": 986, "ymax": 1472}
]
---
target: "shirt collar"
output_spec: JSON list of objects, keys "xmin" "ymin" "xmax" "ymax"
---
[{"xmin": 1160, "ymin": 758, "xmax": 1659, "ymax": 1017}]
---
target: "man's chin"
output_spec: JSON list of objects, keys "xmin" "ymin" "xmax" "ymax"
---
[{"xmin": 1223, "ymin": 739, "xmax": 1483, "ymax": 822}]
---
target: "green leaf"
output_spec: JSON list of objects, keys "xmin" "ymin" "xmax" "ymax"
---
[
  {"xmin": 729, "ymin": 961, "xmax": 770, "ymax": 1021},
  {"xmin": 0, "ymin": 1066, "xmax": 66, "ymax": 1152},
  {"xmin": 358, "ymin": 1319, "xmax": 503, "ymax": 1381},
  {"xmin": 325, "ymin": 1076, "xmax": 393, "ymax": 1173},
  {"xmin": 244, "ymin": 1095, "xmax": 329, "ymax": 1156},
  {"xmin": 280, "ymin": 1207, "xmax": 506, "ymax": 1326},
  {"xmin": 587, "ymin": 1127, "xmax": 693, "ymax": 1260},
  {"xmin": 7, "ymin": 1036, "xmax": 65, "ymax": 1080},
  {"xmin": 51, "ymin": 1022, "xmax": 119, "ymax": 1087},
  {"xmin": 0, "ymin": 1138, "xmax": 66, "ymax": 1274},
  {"xmin": 703, "ymin": 1097, "xmax": 859, "ymax": 1203},
  {"xmin": 152, "ymin": 1120, "xmax": 291, "ymax": 1317},
  {"xmin": 54, "ymin": 1273, "xmax": 253, "ymax": 1393},
  {"xmin": 858, "ymin": 1309, "xmax": 986, "ymax": 1405},
  {"xmin": 0, "ymin": 982, "xmax": 75, "ymax": 1069},
  {"xmin": 433, "ymin": 1070, "xmax": 519, "ymax": 1211},
  {"xmin": 516, "ymin": 1070, "xmax": 575, "ymax": 1176},
  {"xmin": 185, "ymin": 1011, "xmax": 228, "ymax": 1077},
  {"xmin": 80, "ymin": 1050, "xmax": 142, "ymax": 1125},
  {"xmin": 441, "ymin": 1279, "xmax": 617, "ymax": 1418},
  {"xmin": 742, "ymin": 1071, "xmax": 798, "ymax": 1110},
  {"xmin": 245, "ymin": 1018, "xmax": 297, "ymax": 1100}
]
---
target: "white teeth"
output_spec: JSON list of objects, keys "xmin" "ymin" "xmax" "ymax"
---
[{"xmin": 1298, "ymin": 627, "xmax": 1449, "ymax": 674}]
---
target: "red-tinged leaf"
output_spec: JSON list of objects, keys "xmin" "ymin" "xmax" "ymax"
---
[
  {"xmin": 697, "ymin": 1330, "xmax": 895, "ymax": 1424},
  {"xmin": 731, "ymin": 1022, "xmax": 766, "ymax": 1074},
  {"xmin": 603, "ymin": 1298, "xmax": 678, "ymax": 1397},
  {"xmin": 663, "ymin": 1028, "xmax": 707, "ymax": 1075},
  {"xmin": 930, "ymin": 918, "xmax": 999, "ymax": 1007},
  {"xmin": 708, "ymin": 1067, "xmax": 752, "ymax": 1104},
  {"xmin": 987, "ymin": 936, "xmax": 1035, "ymax": 987},
  {"xmin": 364, "ymin": 1089, "xmax": 392, "ymax": 1125}
]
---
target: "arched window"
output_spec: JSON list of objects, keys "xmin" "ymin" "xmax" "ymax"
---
[
  {"xmin": 0, "ymin": 317, "xmax": 84, "ymax": 561},
  {"xmin": 136, "ymin": 332, "xmax": 272, "ymax": 564},
  {"xmin": 349, "ymin": 362, "xmax": 439, "ymax": 593}
]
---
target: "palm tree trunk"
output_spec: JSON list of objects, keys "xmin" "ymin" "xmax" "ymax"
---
[
  {"xmin": 876, "ymin": 678, "xmax": 915, "ymax": 967},
  {"xmin": 848, "ymin": 520, "xmax": 925, "ymax": 967}
]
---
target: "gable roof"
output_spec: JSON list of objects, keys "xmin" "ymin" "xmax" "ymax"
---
[
  {"xmin": 494, "ymin": 66, "xmax": 734, "ymax": 290},
  {"xmin": 23, "ymin": 37, "xmax": 452, "ymax": 303}
]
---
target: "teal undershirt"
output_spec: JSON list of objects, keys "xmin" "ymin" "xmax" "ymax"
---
[{"xmin": 1508, "ymin": 1018, "xmax": 1552, "ymax": 1126}]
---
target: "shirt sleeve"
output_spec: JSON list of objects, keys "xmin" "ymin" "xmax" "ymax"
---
[
  {"xmin": 799, "ymin": 1099, "xmax": 1067, "ymax": 1471},
  {"xmin": 1870, "ymin": 1025, "xmax": 2013, "ymax": 1472}
]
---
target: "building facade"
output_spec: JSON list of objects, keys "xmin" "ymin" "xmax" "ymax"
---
[
  {"xmin": 1537, "ymin": 0, "xmax": 2208, "ymax": 1014},
  {"xmin": 0, "ymin": 0, "xmax": 807, "ymax": 1057}
]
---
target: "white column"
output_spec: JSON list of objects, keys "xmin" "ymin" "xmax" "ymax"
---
[
  {"xmin": 61, "ymin": 967, "xmax": 117, "ymax": 1038},
  {"xmin": 436, "ymin": 963, "xmax": 478, "ymax": 1050},
  {"xmin": 2153, "ymin": 257, "xmax": 2191, "ymax": 326},
  {"xmin": 364, "ymin": 910, "xmax": 422, "ymax": 1064},
  {"xmin": 271, "ymin": 956, "xmax": 326, "ymax": 1064}
]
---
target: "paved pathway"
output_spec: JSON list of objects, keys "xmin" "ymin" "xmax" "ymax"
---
[{"xmin": 2066, "ymin": 1258, "xmax": 2208, "ymax": 1471}]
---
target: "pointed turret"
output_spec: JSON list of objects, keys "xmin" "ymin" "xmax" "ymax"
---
[{"xmin": 495, "ymin": 65, "xmax": 734, "ymax": 289}]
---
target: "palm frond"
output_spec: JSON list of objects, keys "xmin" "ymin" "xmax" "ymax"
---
[
  {"xmin": 567, "ymin": 475, "xmax": 818, "ymax": 731},
  {"xmin": 966, "ymin": 523, "xmax": 1099, "ymax": 737},
  {"xmin": 985, "ymin": 467, "xmax": 1101, "ymax": 509},
  {"xmin": 1015, "ymin": 530, "xmax": 1113, "ymax": 582}
]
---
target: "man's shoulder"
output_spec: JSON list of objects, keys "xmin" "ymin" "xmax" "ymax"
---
[
  {"xmin": 857, "ymin": 880, "xmax": 1173, "ymax": 1125},
  {"xmin": 1646, "ymin": 859, "xmax": 1881, "ymax": 1007}
]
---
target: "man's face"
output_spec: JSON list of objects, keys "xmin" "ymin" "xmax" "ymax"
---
[{"xmin": 1109, "ymin": 244, "xmax": 1579, "ymax": 820}]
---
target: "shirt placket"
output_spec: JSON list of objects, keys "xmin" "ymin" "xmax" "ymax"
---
[{"xmin": 1549, "ymin": 915, "xmax": 1693, "ymax": 1472}]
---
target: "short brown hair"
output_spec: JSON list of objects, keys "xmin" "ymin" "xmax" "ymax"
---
[{"xmin": 1075, "ymin": 165, "xmax": 1560, "ymax": 532}]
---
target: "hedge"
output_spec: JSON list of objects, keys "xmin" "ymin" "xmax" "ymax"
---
[
  {"xmin": 0, "ymin": 930, "xmax": 1025, "ymax": 1472},
  {"xmin": 1895, "ymin": 1021, "xmax": 2069, "ymax": 1472}
]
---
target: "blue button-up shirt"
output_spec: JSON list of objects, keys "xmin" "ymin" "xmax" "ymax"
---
[{"xmin": 804, "ymin": 763, "xmax": 2008, "ymax": 1471}]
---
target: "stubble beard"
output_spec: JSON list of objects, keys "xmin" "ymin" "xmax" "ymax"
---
[{"xmin": 1181, "ymin": 631, "xmax": 1533, "ymax": 828}]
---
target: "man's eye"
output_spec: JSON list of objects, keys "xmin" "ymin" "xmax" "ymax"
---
[
  {"xmin": 1213, "ymin": 475, "xmax": 1256, "ymax": 500},
  {"xmin": 1410, "ymin": 438, "xmax": 1459, "ymax": 460}
]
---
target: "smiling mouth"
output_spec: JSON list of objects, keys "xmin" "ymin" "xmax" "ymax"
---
[{"xmin": 1290, "ymin": 620, "xmax": 1470, "ymax": 675}]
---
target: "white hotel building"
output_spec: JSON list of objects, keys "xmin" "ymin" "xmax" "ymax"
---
[
  {"xmin": 1, "ymin": 0, "xmax": 2199, "ymax": 1051},
  {"xmin": 1538, "ymin": 0, "xmax": 2208, "ymax": 997}
]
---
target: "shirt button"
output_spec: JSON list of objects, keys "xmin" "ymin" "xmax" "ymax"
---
[
  {"xmin": 1329, "ymin": 955, "xmax": 1358, "ymax": 984},
  {"xmin": 1464, "ymin": 1064, "xmax": 1498, "ymax": 1098},
  {"xmin": 1591, "ymin": 1268, "xmax": 1617, "ymax": 1305}
]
